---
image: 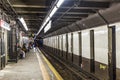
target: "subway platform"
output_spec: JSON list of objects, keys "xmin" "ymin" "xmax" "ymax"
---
[{"xmin": 0, "ymin": 48, "xmax": 63, "ymax": 80}]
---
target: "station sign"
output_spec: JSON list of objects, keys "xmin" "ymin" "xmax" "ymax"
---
[{"xmin": 0, "ymin": 20, "xmax": 11, "ymax": 30}]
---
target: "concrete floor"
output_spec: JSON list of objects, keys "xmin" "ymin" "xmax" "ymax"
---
[{"xmin": 0, "ymin": 48, "xmax": 60, "ymax": 80}]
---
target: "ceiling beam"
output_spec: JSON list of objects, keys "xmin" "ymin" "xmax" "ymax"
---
[
  {"xmin": 16, "ymin": 11, "xmax": 46, "ymax": 14},
  {"xmin": 67, "ymin": 0, "xmax": 116, "ymax": 2},
  {"xmin": 12, "ymin": 4, "xmax": 108, "ymax": 10},
  {"xmin": 57, "ymin": 19, "xmax": 77, "ymax": 22},
  {"xmin": 26, "ymin": 24, "xmax": 41, "ymax": 27},
  {"xmin": 25, "ymin": 19, "xmax": 42, "ymax": 21},
  {"xmin": 27, "ymin": 23, "xmax": 39, "ymax": 25},
  {"xmin": 21, "ymin": 15, "xmax": 87, "ymax": 18},
  {"xmin": 29, "ymin": 28, "xmax": 38, "ymax": 30},
  {"xmin": 25, "ymin": 20, "xmax": 41, "ymax": 22},
  {"xmin": 28, "ymin": 26, "xmax": 39, "ymax": 28},
  {"xmin": 83, "ymin": 0, "xmax": 116, "ymax": 2},
  {"xmin": 12, "ymin": 5, "xmax": 47, "ymax": 8},
  {"xmin": 9, "ymin": 0, "xmax": 47, "ymax": 6},
  {"xmin": 16, "ymin": 11, "xmax": 94, "ymax": 15}
]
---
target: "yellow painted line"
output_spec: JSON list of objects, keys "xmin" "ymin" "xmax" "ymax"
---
[
  {"xmin": 35, "ymin": 52, "xmax": 50, "ymax": 80},
  {"xmin": 38, "ymin": 49, "xmax": 63, "ymax": 80}
]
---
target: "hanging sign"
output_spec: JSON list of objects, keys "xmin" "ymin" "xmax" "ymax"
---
[{"xmin": 0, "ymin": 20, "xmax": 11, "ymax": 30}]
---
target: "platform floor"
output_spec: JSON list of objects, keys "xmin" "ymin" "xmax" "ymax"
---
[{"xmin": 0, "ymin": 48, "xmax": 63, "ymax": 80}]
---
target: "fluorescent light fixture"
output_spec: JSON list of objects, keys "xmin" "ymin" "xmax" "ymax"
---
[
  {"xmin": 56, "ymin": 0, "xmax": 64, "ymax": 7},
  {"xmin": 44, "ymin": 17, "xmax": 50, "ymax": 26},
  {"xmin": 44, "ymin": 20, "xmax": 51, "ymax": 33},
  {"xmin": 18, "ymin": 17, "xmax": 28, "ymax": 31},
  {"xmin": 49, "ymin": 7, "xmax": 58, "ymax": 18},
  {"xmin": 37, "ymin": 0, "xmax": 65, "ymax": 35}
]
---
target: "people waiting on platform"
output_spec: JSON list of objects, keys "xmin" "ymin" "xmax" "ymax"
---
[
  {"xmin": 19, "ymin": 48, "xmax": 26, "ymax": 59},
  {"xmin": 28, "ymin": 42, "xmax": 33, "ymax": 49},
  {"xmin": 22, "ymin": 43, "xmax": 27, "ymax": 53}
]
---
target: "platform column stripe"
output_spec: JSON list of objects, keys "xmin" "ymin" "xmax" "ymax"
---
[
  {"xmin": 37, "ymin": 48, "xmax": 63, "ymax": 80},
  {"xmin": 108, "ymin": 26, "xmax": 116, "ymax": 80},
  {"xmin": 35, "ymin": 51, "xmax": 50, "ymax": 80}
]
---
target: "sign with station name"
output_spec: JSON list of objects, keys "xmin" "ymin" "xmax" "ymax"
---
[{"xmin": 0, "ymin": 20, "xmax": 10, "ymax": 30}]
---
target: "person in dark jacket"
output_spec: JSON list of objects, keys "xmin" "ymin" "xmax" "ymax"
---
[{"xmin": 22, "ymin": 43, "xmax": 27, "ymax": 53}]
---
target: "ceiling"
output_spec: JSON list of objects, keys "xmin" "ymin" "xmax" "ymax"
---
[
  {"xmin": 9, "ymin": 0, "xmax": 55, "ymax": 33},
  {"xmin": 0, "ymin": 0, "xmax": 119, "ymax": 36}
]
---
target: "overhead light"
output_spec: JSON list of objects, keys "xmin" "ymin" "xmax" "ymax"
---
[
  {"xmin": 44, "ymin": 17, "xmax": 50, "ymax": 26},
  {"xmin": 56, "ymin": 0, "xmax": 64, "ymax": 7},
  {"xmin": 49, "ymin": 0, "xmax": 65, "ymax": 18},
  {"xmin": 18, "ymin": 17, "xmax": 28, "ymax": 31},
  {"xmin": 41, "ymin": 25, "xmax": 44, "ymax": 31},
  {"xmin": 44, "ymin": 20, "xmax": 51, "ymax": 33},
  {"xmin": 49, "ymin": 7, "xmax": 58, "ymax": 18},
  {"xmin": 37, "ymin": 0, "xmax": 65, "ymax": 35}
]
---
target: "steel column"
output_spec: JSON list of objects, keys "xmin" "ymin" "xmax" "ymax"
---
[
  {"xmin": 108, "ymin": 26, "xmax": 116, "ymax": 80},
  {"xmin": 66, "ymin": 34, "xmax": 68, "ymax": 60},
  {"xmin": 61, "ymin": 35, "xmax": 63, "ymax": 57},
  {"xmin": 58, "ymin": 35, "xmax": 60, "ymax": 56},
  {"xmin": 78, "ymin": 32, "xmax": 82, "ymax": 67},
  {"xmin": 71, "ymin": 33, "xmax": 73, "ymax": 62},
  {"xmin": 90, "ymin": 30, "xmax": 95, "ymax": 73}
]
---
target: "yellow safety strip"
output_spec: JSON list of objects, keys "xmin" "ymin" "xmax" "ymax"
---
[
  {"xmin": 35, "ymin": 51, "xmax": 50, "ymax": 80},
  {"xmin": 38, "ymin": 48, "xmax": 63, "ymax": 80}
]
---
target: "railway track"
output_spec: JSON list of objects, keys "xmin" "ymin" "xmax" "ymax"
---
[{"xmin": 39, "ymin": 48, "xmax": 99, "ymax": 80}]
